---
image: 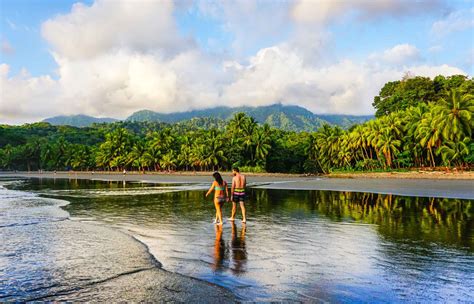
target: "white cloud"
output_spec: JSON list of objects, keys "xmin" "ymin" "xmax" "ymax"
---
[
  {"xmin": 0, "ymin": 64, "xmax": 59, "ymax": 124},
  {"xmin": 369, "ymin": 44, "xmax": 421, "ymax": 65},
  {"xmin": 41, "ymin": 0, "xmax": 189, "ymax": 59},
  {"xmin": 292, "ymin": 0, "xmax": 445, "ymax": 25},
  {"xmin": 431, "ymin": 8, "xmax": 474, "ymax": 37},
  {"xmin": 51, "ymin": 49, "xmax": 225, "ymax": 117},
  {"xmin": 220, "ymin": 46, "xmax": 465, "ymax": 115},
  {"xmin": 0, "ymin": 0, "xmax": 469, "ymax": 124}
]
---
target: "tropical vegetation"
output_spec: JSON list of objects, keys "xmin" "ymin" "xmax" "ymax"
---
[{"xmin": 1, "ymin": 75, "xmax": 473, "ymax": 173}]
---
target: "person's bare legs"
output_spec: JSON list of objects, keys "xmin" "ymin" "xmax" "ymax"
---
[
  {"xmin": 240, "ymin": 202, "xmax": 246, "ymax": 223},
  {"xmin": 214, "ymin": 199, "xmax": 223, "ymax": 225},
  {"xmin": 213, "ymin": 200, "xmax": 218, "ymax": 223},
  {"xmin": 219, "ymin": 201, "xmax": 224, "ymax": 224},
  {"xmin": 229, "ymin": 202, "xmax": 236, "ymax": 221}
]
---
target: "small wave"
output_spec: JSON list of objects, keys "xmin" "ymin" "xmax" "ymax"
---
[{"xmin": 33, "ymin": 184, "xmax": 209, "ymax": 198}]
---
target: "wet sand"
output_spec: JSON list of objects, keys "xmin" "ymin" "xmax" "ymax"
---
[
  {"xmin": 0, "ymin": 180, "xmax": 235, "ymax": 302},
  {"xmin": 2, "ymin": 171, "xmax": 473, "ymax": 199},
  {"xmin": 2, "ymin": 220, "xmax": 234, "ymax": 302}
]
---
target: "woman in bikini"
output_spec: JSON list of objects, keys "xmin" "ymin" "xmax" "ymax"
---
[{"xmin": 205, "ymin": 172, "xmax": 229, "ymax": 225}]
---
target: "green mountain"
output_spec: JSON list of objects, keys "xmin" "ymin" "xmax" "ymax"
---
[
  {"xmin": 127, "ymin": 104, "xmax": 373, "ymax": 131},
  {"xmin": 42, "ymin": 104, "xmax": 373, "ymax": 131},
  {"xmin": 43, "ymin": 115, "xmax": 118, "ymax": 127}
]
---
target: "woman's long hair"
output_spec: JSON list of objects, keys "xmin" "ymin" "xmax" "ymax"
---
[{"xmin": 213, "ymin": 172, "xmax": 224, "ymax": 186}]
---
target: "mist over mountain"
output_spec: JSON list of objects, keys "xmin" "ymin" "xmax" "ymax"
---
[
  {"xmin": 43, "ymin": 104, "xmax": 373, "ymax": 131},
  {"xmin": 43, "ymin": 115, "xmax": 118, "ymax": 127}
]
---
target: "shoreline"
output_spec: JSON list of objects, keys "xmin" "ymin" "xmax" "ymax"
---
[
  {"xmin": 2, "ymin": 171, "xmax": 473, "ymax": 199},
  {"xmin": 1, "ymin": 169, "xmax": 473, "ymax": 180},
  {"xmin": 0, "ymin": 180, "xmax": 235, "ymax": 302},
  {"xmin": 326, "ymin": 170, "xmax": 474, "ymax": 180}
]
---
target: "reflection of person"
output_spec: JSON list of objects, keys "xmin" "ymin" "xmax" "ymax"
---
[
  {"xmin": 230, "ymin": 167, "xmax": 247, "ymax": 223},
  {"xmin": 206, "ymin": 172, "xmax": 229, "ymax": 225},
  {"xmin": 231, "ymin": 221, "xmax": 247, "ymax": 274},
  {"xmin": 212, "ymin": 224, "xmax": 226, "ymax": 272}
]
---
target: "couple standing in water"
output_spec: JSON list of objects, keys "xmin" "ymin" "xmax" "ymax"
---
[{"xmin": 205, "ymin": 167, "xmax": 247, "ymax": 225}]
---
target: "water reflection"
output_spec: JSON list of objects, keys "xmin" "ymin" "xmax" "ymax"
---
[
  {"xmin": 230, "ymin": 222, "xmax": 247, "ymax": 275},
  {"xmin": 212, "ymin": 223, "xmax": 247, "ymax": 275},
  {"xmin": 212, "ymin": 225, "xmax": 226, "ymax": 272}
]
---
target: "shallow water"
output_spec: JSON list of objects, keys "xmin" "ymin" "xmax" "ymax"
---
[{"xmin": 3, "ymin": 178, "xmax": 474, "ymax": 302}]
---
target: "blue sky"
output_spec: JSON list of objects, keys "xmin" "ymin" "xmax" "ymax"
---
[{"xmin": 0, "ymin": 0, "xmax": 473, "ymax": 123}]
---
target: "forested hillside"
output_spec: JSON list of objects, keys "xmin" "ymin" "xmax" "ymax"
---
[
  {"xmin": 43, "ymin": 115, "xmax": 117, "ymax": 127},
  {"xmin": 1, "ymin": 75, "xmax": 473, "ymax": 173},
  {"xmin": 126, "ymin": 104, "xmax": 372, "ymax": 131}
]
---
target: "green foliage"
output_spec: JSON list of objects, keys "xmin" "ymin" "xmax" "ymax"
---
[
  {"xmin": 373, "ymin": 75, "xmax": 473, "ymax": 117},
  {"xmin": 1, "ymin": 75, "xmax": 473, "ymax": 173},
  {"xmin": 238, "ymin": 166, "xmax": 266, "ymax": 173}
]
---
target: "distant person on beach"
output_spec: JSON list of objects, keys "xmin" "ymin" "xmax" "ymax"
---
[
  {"xmin": 230, "ymin": 167, "xmax": 247, "ymax": 223},
  {"xmin": 206, "ymin": 172, "xmax": 228, "ymax": 225}
]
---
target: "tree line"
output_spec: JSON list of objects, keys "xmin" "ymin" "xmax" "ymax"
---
[{"xmin": 0, "ymin": 75, "xmax": 473, "ymax": 173}]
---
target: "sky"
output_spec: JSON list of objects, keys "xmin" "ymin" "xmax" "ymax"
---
[{"xmin": 0, "ymin": 0, "xmax": 473, "ymax": 124}]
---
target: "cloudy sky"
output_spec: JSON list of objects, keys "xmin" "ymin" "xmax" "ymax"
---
[{"xmin": 0, "ymin": 0, "xmax": 473, "ymax": 124}]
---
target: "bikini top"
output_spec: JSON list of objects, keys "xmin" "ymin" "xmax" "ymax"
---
[{"xmin": 215, "ymin": 182, "xmax": 227, "ymax": 191}]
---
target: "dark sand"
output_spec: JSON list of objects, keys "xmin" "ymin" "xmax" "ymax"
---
[
  {"xmin": 2, "ymin": 219, "xmax": 234, "ymax": 302},
  {"xmin": 2, "ymin": 171, "xmax": 473, "ymax": 199}
]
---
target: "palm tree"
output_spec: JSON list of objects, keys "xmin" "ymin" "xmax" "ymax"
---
[
  {"xmin": 143, "ymin": 145, "xmax": 162, "ymax": 171},
  {"xmin": 314, "ymin": 124, "xmax": 335, "ymax": 172},
  {"xmin": 403, "ymin": 104, "xmax": 427, "ymax": 167},
  {"xmin": 438, "ymin": 137, "xmax": 470, "ymax": 167},
  {"xmin": 160, "ymin": 151, "xmax": 177, "ymax": 171},
  {"xmin": 376, "ymin": 129, "xmax": 401, "ymax": 168},
  {"xmin": 381, "ymin": 112, "xmax": 404, "ymax": 138},
  {"xmin": 70, "ymin": 145, "xmax": 90, "ymax": 170},
  {"xmin": 253, "ymin": 128, "xmax": 271, "ymax": 166},
  {"xmin": 349, "ymin": 125, "xmax": 369, "ymax": 161},
  {"xmin": 416, "ymin": 109, "xmax": 443, "ymax": 167},
  {"xmin": 151, "ymin": 128, "xmax": 174, "ymax": 152},
  {"xmin": 1, "ymin": 144, "xmax": 14, "ymax": 170},
  {"xmin": 436, "ymin": 89, "xmax": 474, "ymax": 141},
  {"xmin": 128, "ymin": 140, "xmax": 147, "ymax": 171},
  {"xmin": 228, "ymin": 112, "xmax": 248, "ymax": 134},
  {"xmin": 177, "ymin": 144, "xmax": 193, "ymax": 171},
  {"xmin": 203, "ymin": 130, "xmax": 227, "ymax": 170},
  {"xmin": 366, "ymin": 120, "xmax": 384, "ymax": 162},
  {"xmin": 337, "ymin": 133, "xmax": 353, "ymax": 168}
]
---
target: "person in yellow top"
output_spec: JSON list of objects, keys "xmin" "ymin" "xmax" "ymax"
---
[{"xmin": 206, "ymin": 171, "xmax": 229, "ymax": 225}]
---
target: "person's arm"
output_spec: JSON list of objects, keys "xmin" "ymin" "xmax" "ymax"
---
[
  {"xmin": 231, "ymin": 177, "xmax": 235, "ymax": 198},
  {"xmin": 206, "ymin": 182, "xmax": 215, "ymax": 197},
  {"xmin": 225, "ymin": 181, "xmax": 229, "ymax": 200},
  {"xmin": 243, "ymin": 175, "xmax": 246, "ymax": 189}
]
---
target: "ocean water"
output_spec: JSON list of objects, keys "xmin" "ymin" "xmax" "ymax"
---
[{"xmin": 2, "ymin": 178, "xmax": 473, "ymax": 302}]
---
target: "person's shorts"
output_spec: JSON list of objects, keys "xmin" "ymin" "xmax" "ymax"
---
[
  {"xmin": 217, "ymin": 196, "xmax": 226, "ymax": 203},
  {"xmin": 232, "ymin": 193, "xmax": 246, "ymax": 203}
]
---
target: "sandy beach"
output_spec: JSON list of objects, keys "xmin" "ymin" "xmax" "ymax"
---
[{"xmin": 2, "ymin": 171, "xmax": 473, "ymax": 199}]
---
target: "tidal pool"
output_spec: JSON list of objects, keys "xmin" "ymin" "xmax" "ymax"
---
[{"xmin": 4, "ymin": 178, "xmax": 474, "ymax": 302}]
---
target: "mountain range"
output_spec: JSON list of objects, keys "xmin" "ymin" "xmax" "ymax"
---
[
  {"xmin": 43, "ymin": 114, "xmax": 118, "ymax": 127},
  {"xmin": 43, "ymin": 104, "xmax": 373, "ymax": 131}
]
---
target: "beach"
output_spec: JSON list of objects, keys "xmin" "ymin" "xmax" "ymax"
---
[
  {"xmin": 3, "ymin": 177, "xmax": 473, "ymax": 302},
  {"xmin": 0, "ymin": 179, "xmax": 235, "ymax": 302},
  {"xmin": 2, "ymin": 171, "xmax": 473, "ymax": 199}
]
